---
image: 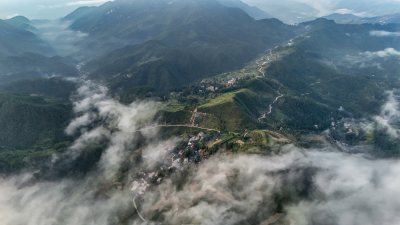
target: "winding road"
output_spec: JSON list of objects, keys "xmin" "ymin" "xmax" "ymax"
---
[
  {"xmin": 190, "ymin": 107, "xmax": 198, "ymax": 126},
  {"xmin": 256, "ymin": 50, "xmax": 284, "ymax": 122},
  {"xmin": 133, "ymin": 197, "xmax": 148, "ymax": 223},
  {"xmin": 133, "ymin": 124, "xmax": 220, "ymax": 133}
]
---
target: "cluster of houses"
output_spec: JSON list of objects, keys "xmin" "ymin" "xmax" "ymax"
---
[{"xmin": 131, "ymin": 132, "xmax": 218, "ymax": 198}]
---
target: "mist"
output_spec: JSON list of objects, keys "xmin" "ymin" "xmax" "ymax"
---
[
  {"xmin": 373, "ymin": 90, "xmax": 400, "ymax": 138},
  {"xmin": 4, "ymin": 142, "xmax": 400, "ymax": 224},
  {"xmin": 33, "ymin": 20, "xmax": 88, "ymax": 57},
  {"xmin": 362, "ymin": 48, "xmax": 400, "ymax": 58},
  {"xmin": 370, "ymin": 30, "xmax": 400, "ymax": 37},
  {"xmin": 0, "ymin": 80, "xmax": 174, "ymax": 225},
  {"xmin": 2, "ymin": 0, "xmax": 400, "ymax": 224},
  {"xmin": 0, "ymin": 82, "xmax": 398, "ymax": 225}
]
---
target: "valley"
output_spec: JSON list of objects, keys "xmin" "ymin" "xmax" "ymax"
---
[{"xmin": 0, "ymin": 0, "xmax": 400, "ymax": 225}]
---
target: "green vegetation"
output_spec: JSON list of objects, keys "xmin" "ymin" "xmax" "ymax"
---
[
  {"xmin": 0, "ymin": 92, "xmax": 72, "ymax": 149},
  {"xmin": 2, "ymin": 1, "xmax": 400, "ymax": 176},
  {"xmin": 198, "ymin": 89, "xmax": 259, "ymax": 131},
  {"xmin": 0, "ymin": 77, "xmax": 77, "ymax": 172},
  {"xmin": 68, "ymin": 0, "xmax": 294, "ymax": 93},
  {"xmin": 0, "ymin": 19, "xmax": 53, "ymax": 57},
  {"xmin": 2, "ymin": 77, "xmax": 77, "ymax": 99},
  {"xmin": 0, "ymin": 143, "xmax": 68, "ymax": 173}
]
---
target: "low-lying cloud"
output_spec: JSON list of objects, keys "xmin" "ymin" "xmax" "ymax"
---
[
  {"xmin": 1, "ymin": 81, "xmax": 400, "ymax": 225},
  {"xmin": 135, "ymin": 149, "xmax": 400, "ymax": 225},
  {"xmin": 33, "ymin": 20, "xmax": 88, "ymax": 57},
  {"xmin": 2, "ymin": 138, "xmax": 400, "ymax": 224},
  {"xmin": 286, "ymin": 151, "xmax": 400, "ymax": 225},
  {"xmin": 373, "ymin": 90, "xmax": 400, "ymax": 138},
  {"xmin": 65, "ymin": 79, "xmax": 163, "ymax": 179},
  {"xmin": 0, "ymin": 80, "xmax": 174, "ymax": 225},
  {"xmin": 362, "ymin": 48, "xmax": 400, "ymax": 58},
  {"xmin": 370, "ymin": 30, "xmax": 400, "ymax": 37}
]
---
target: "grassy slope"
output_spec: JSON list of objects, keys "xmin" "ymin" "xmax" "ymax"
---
[{"xmin": 198, "ymin": 89, "xmax": 259, "ymax": 131}]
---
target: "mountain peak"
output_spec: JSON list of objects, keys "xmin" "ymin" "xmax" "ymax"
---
[
  {"xmin": 7, "ymin": 15, "xmax": 31, "ymax": 24},
  {"xmin": 217, "ymin": 0, "xmax": 272, "ymax": 19}
]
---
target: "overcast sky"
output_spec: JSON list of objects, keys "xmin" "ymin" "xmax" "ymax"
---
[{"xmin": 0, "ymin": 0, "xmax": 109, "ymax": 19}]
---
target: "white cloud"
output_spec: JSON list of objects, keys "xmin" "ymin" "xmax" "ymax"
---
[
  {"xmin": 34, "ymin": 20, "xmax": 88, "ymax": 56},
  {"xmin": 136, "ymin": 149, "xmax": 400, "ymax": 224},
  {"xmin": 1, "ymin": 81, "xmax": 400, "ymax": 224},
  {"xmin": 370, "ymin": 30, "xmax": 400, "ymax": 37},
  {"xmin": 373, "ymin": 90, "xmax": 400, "ymax": 138},
  {"xmin": 362, "ymin": 48, "xmax": 400, "ymax": 58},
  {"xmin": 0, "ymin": 79, "xmax": 169, "ymax": 225},
  {"xmin": 66, "ymin": 80, "xmax": 161, "ymax": 179},
  {"xmin": 286, "ymin": 151, "xmax": 400, "ymax": 225}
]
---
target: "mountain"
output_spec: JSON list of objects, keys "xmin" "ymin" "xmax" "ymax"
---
[
  {"xmin": 0, "ymin": 19, "xmax": 53, "ymax": 57},
  {"xmin": 66, "ymin": 0, "xmax": 295, "ymax": 93},
  {"xmin": 323, "ymin": 13, "xmax": 364, "ymax": 24},
  {"xmin": 243, "ymin": 0, "xmax": 400, "ymax": 24},
  {"xmin": 265, "ymin": 19, "xmax": 400, "ymax": 119},
  {"xmin": 0, "ymin": 92, "xmax": 71, "ymax": 149},
  {"xmin": 242, "ymin": 0, "xmax": 322, "ymax": 24},
  {"xmin": 163, "ymin": 18, "xmax": 400, "ymax": 134},
  {"xmin": 5, "ymin": 16, "xmax": 37, "ymax": 32},
  {"xmin": 324, "ymin": 13, "xmax": 400, "ymax": 24},
  {"xmin": 335, "ymin": 0, "xmax": 400, "ymax": 17},
  {"xmin": 65, "ymin": 0, "xmax": 294, "ymax": 53},
  {"xmin": 0, "ymin": 18, "xmax": 79, "ymax": 84},
  {"xmin": 3, "ymin": 2, "xmax": 400, "ymax": 224},
  {"xmin": 0, "ymin": 53, "xmax": 78, "ymax": 84},
  {"xmin": 2, "ymin": 77, "xmax": 77, "ymax": 100},
  {"xmin": 63, "ymin": 6, "xmax": 96, "ymax": 21},
  {"xmin": 299, "ymin": 19, "xmax": 400, "ymax": 55},
  {"xmin": 217, "ymin": 0, "xmax": 272, "ymax": 19},
  {"xmin": 368, "ymin": 13, "xmax": 400, "ymax": 24}
]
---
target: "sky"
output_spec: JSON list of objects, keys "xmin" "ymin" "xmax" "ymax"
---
[{"xmin": 0, "ymin": 0, "xmax": 109, "ymax": 19}]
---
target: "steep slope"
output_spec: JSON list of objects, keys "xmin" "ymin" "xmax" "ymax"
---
[
  {"xmin": 0, "ymin": 53, "xmax": 78, "ymax": 84},
  {"xmin": 70, "ymin": 0, "xmax": 295, "ymax": 93},
  {"xmin": 325, "ymin": 13, "xmax": 400, "ymax": 25},
  {"xmin": 66, "ymin": 0, "xmax": 294, "ymax": 54},
  {"xmin": 0, "ymin": 19, "xmax": 53, "ymax": 57},
  {"xmin": 198, "ymin": 89, "xmax": 260, "ymax": 131},
  {"xmin": 217, "ymin": 0, "xmax": 272, "ymax": 19},
  {"xmin": 0, "ymin": 93, "xmax": 71, "ymax": 149},
  {"xmin": 163, "ymin": 19, "xmax": 400, "ymax": 133},
  {"xmin": 336, "ymin": 0, "xmax": 400, "ymax": 17},
  {"xmin": 0, "ymin": 17, "xmax": 78, "ymax": 84},
  {"xmin": 264, "ymin": 19, "xmax": 400, "ymax": 119},
  {"xmin": 323, "ymin": 13, "xmax": 364, "ymax": 24},
  {"xmin": 2, "ymin": 77, "xmax": 77, "ymax": 100},
  {"xmin": 297, "ymin": 19, "xmax": 400, "ymax": 59},
  {"xmin": 5, "ymin": 16, "xmax": 37, "ymax": 32},
  {"xmin": 242, "ymin": 0, "xmax": 318, "ymax": 24}
]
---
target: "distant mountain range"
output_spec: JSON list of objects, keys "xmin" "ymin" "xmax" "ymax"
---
[
  {"xmin": 64, "ymin": 0, "xmax": 294, "ymax": 92},
  {"xmin": 0, "ymin": 17, "xmax": 52, "ymax": 57},
  {"xmin": 217, "ymin": 0, "xmax": 272, "ymax": 19},
  {"xmin": 1, "ymin": 1, "xmax": 400, "ymax": 224},
  {"xmin": 324, "ymin": 13, "xmax": 400, "ymax": 24},
  {"xmin": 244, "ymin": 0, "xmax": 400, "ymax": 24}
]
